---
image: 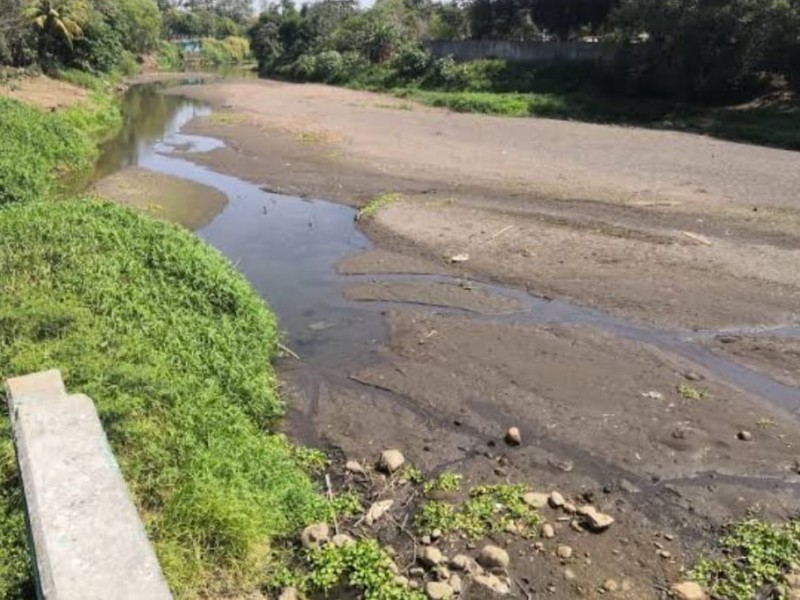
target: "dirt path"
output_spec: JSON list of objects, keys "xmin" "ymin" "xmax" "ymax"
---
[{"xmin": 164, "ymin": 78, "xmax": 800, "ymax": 598}]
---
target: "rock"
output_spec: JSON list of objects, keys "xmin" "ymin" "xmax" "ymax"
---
[
  {"xmin": 576, "ymin": 505, "xmax": 596, "ymax": 516},
  {"xmin": 542, "ymin": 523, "xmax": 556, "ymax": 539},
  {"xmin": 549, "ymin": 491, "xmax": 566, "ymax": 508},
  {"xmin": 563, "ymin": 502, "xmax": 577, "ymax": 514},
  {"xmin": 621, "ymin": 579, "xmax": 633, "ymax": 592},
  {"xmin": 379, "ymin": 449, "xmax": 405, "ymax": 473},
  {"xmin": 557, "ymin": 545, "xmax": 573, "ymax": 559},
  {"xmin": 473, "ymin": 573, "xmax": 511, "ymax": 595},
  {"xmin": 477, "ymin": 545, "xmax": 510, "ymax": 571},
  {"xmin": 330, "ymin": 534, "xmax": 355, "ymax": 548},
  {"xmin": 434, "ymin": 566, "xmax": 451, "ymax": 581},
  {"xmin": 450, "ymin": 554, "xmax": 480, "ymax": 573},
  {"xmin": 421, "ymin": 535, "xmax": 432, "ymax": 545},
  {"xmin": 785, "ymin": 572, "xmax": 800, "ymax": 588},
  {"xmin": 409, "ymin": 580, "xmax": 421, "ymax": 590},
  {"xmin": 563, "ymin": 568, "xmax": 576, "ymax": 581},
  {"xmin": 395, "ymin": 576, "xmax": 410, "ymax": 586},
  {"xmin": 619, "ymin": 479, "xmax": 640, "ymax": 494},
  {"xmin": 449, "ymin": 574, "xmax": 463, "ymax": 593},
  {"xmin": 366, "ymin": 499, "xmax": 394, "ymax": 525},
  {"xmin": 432, "ymin": 528, "xmax": 443, "ymax": 540},
  {"xmin": 425, "ymin": 581, "xmax": 454, "ymax": 600},
  {"xmin": 603, "ymin": 579, "xmax": 619, "ymax": 592},
  {"xmin": 641, "ymin": 391, "xmax": 665, "ymax": 400},
  {"xmin": 670, "ymin": 581, "xmax": 707, "ymax": 600},
  {"xmin": 419, "ymin": 546, "xmax": 444, "ymax": 568},
  {"xmin": 410, "ymin": 567, "xmax": 426, "ymax": 577},
  {"xmin": 449, "ymin": 253, "xmax": 470, "ymax": 264},
  {"xmin": 570, "ymin": 520, "xmax": 584, "ymax": 533},
  {"xmin": 345, "ymin": 460, "xmax": 365, "ymax": 474},
  {"xmin": 659, "ymin": 550, "xmax": 672, "ymax": 559},
  {"xmin": 505, "ymin": 427, "xmax": 522, "ymax": 446},
  {"xmin": 738, "ymin": 430, "xmax": 754, "ymax": 442},
  {"xmin": 684, "ymin": 372, "xmax": 703, "ymax": 381},
  {"xmin": 578, "ymin": 506, "xmax": 615, "ymax": 531},
  {"xmin": 301, "ymin": 523, "xmax": 330, "ymax": 549},
  {"xmin": 524, "ymin": 492, "xmax": 549, "ymax": 509},
  {"xmin": 388, "ymin": 560, "xmax": 400, "ymax": 574},
  {"xmin": 279, "ymin": 587, "xmax": 300, "ymax": 600}
]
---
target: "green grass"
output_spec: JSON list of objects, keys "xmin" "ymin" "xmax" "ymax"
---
[
  {"xmin": 0, "ymin": 200, "xmax": 329, "ymax": 598},
  {"xmin": 357, "ymin": 192, "xmax": 402, "ymax": 218},
  {"xmin": 692, "ymin": 519, "xmax": 800, "ymax": 600},
  {"xmin": 0, "ymin": 92, "xmax": 121, "ymax": 206}
]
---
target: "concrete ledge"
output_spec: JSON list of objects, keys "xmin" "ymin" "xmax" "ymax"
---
[{"xmin": 6, "ymin": 370, "xmax": 172, "ymax": 600}]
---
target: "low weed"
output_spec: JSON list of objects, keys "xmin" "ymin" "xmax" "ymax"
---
[
  {"xmin": 677, "ymin": 383, "xmax": 710, "ymax": 401},
  {"xmin": 692, "ymin": 519, "xmax": 800, "ymax": 600},
  {"xmin": 357, "ymin": 192, "xmax": 402, "ymax": 218}
]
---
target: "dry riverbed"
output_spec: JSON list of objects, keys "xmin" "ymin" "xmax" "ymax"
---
[{"xmin": 122, "ymin": 78, "xmax": 800, "ymax": 597}]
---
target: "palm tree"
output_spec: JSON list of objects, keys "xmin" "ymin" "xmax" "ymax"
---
[{"xmin": 26, "ymin": 0, "xmax": 89, "ymax": 50}]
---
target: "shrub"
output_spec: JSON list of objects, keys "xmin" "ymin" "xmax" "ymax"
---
[
  {"xmin": 313, "ymin": 50, "xmax": 343, "ymax": 81},
  {"xmin": 157, "ymin": 40, "xmax": 184, "ymax": 71},
  {"xmin": 393, "ymin": 45, "xmax": 431, "ymax": 81},
  {"xmin": 291, "ymin": 53, "xmax": 317, "ymax": 80},
  {"xmin": 0, "ymin": 200, "xmax": 328, "ymax": 597}
]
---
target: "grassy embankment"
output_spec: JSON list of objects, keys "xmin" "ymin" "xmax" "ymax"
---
[
  {"xmin": 0, "ymin": 72, "xmax": 331, "ymax": 599},
  {"xmin": 287, "ymin": 57, "xmax": 800, "ymax": 151},
  {"xmin": 157, "ymin": 36, "xmax": 252, "ymax": 70}
]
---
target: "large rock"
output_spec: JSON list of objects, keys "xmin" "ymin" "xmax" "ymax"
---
[
  {"xmin": 523, "ymin": 492, "xmax": 548, "ymax": 509},
  {"xmin": 450, "ymin": 554, "xmax": 481, "ymax": 573},
  {"xmin": 301, "ymin": 523, "xmax": 330, "ymax": 549},
  {"xmin": 477, "ymin": 545, "xmax": 510, "ymax": 571},
  {"xmin": 578, "ymin": 506, "xmax": 615, "ymax": 531},
  {"xmin": 670, "ymin": 582, "xmax": 708, "ymax": 600},
  {"xmin": 379, "ymin": 450, "xmax": 406, "ymax": 473},
  {"xmin": 425, "ymin": 581, "xmax": 453, "ymax": 599},
  {"xmin": 473, "ymin": 573, "xmax": 511, "ymax": 595},
  {"xmin": 419, "ymin": 546, "xmax": 444, "ymax": 568}
]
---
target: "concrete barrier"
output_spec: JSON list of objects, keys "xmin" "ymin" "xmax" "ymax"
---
[
  {"xmin": 5, "ymin": 370, "xmax": 172, "ymax": 600},
  {"xmin": 424, "ymin": 40, "xmax": 618, "ymax": 63}
]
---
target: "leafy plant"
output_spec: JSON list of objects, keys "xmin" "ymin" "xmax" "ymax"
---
[
  {"xmin": 423, "ymin": 472, "xmax": 462, "ymax": 494},
  {"xmin": 677, "ymin": 383, "xmax": 710, "ymax": 401}
]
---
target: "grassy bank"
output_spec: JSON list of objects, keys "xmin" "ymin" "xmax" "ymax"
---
[
  {"xmin": 271, "ymin": 55, "xmax": 800, "ymax": 151},
  {"xmin": 0, "ymin": 201, "xmax": 329, "ymax": 597},
  {"xmin": 0, "ymin": 78, "xmax": 121, "ymax": 206},
  {"xmin": 157, "ymin": 36, "xmax": 251, "ymax": 70}
]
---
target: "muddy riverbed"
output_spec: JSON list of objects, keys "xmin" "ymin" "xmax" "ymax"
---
[{"xmin": 92, "ymin": 77, "xmax": 800, "ymax": 598}]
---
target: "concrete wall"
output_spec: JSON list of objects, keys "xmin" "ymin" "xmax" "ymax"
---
[
  {"xmin": 5, "ymin": 370, "xmax": 172, "ymax": 600},
  {"xmin": 425, "ymin": 40, "xmax": 618, "ymax": 63}
]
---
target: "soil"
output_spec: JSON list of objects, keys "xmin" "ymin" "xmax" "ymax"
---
[
  {"xmin": 162, "ymin": 78, "xmax": 800, "ymax": 598},
  {"xmin": 91, "ymin": 167, "xmax": 227, "ymax": 230},
  {"xmin": 0, "ymin": 75, "xmax": 87, "ymax": 109}
]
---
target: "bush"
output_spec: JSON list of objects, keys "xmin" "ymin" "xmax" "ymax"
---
[
  {"xmin": 0, "ymin": 200, "xmax": 329, "ymax": 597},
  {"xmin": 291, "ymin": 53, "xmax": 317, "ymax": 80},
  {"xmin": 393, "ymin": 45, "xmax": 432, "ymax": 81},
  {"xmin": 313, "ymin": 50, "xmax": 343, "ymax": 81},
  {"xmin": 201, "ymin": 36, "xmax": 251, "ymax": 65},
  {"xmin": 157, "ymin": 40, "xmax": 184, "ymax": 71}
]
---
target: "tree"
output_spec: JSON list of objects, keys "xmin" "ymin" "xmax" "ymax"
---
[
  {"xmin": 117, "ymin": 0, "xmax": 162, "ymax": 54},
  {"xmin": 26, "ymin": 0, "xmax": 90, "ymax": 50}
]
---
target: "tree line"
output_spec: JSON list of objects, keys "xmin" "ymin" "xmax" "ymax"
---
[{"xmin": 249, "ymin": 0, "xmax": 800, "ymax": 100}]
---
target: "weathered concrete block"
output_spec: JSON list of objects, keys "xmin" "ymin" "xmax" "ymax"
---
[{"xmin": 5, "ymin": 370, "xmax": 172, "ymax": 600}]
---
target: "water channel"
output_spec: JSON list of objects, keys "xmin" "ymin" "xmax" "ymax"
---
[{"xmin": 86, "ymin": 78, "xmax": 800, "ymax": 420}]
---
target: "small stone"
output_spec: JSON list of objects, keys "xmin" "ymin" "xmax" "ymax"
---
[
  {"xmin": 563, "ymin": 502, "xmax": 577, "ymax": 514},
  {"xmin": 570, "ymin": 520, "xmax": 585, "ymax": 533},
  {"xmin": 432, "ymin": 528, "xmax": 443, "ymax": 540},
  {"xmin": 684, "ymin": 372, "xmax": 703, "ymax": 381},
  {"xmin": 330, "ymin": 534, "xmax": 355, "ymax": 548},
  {"xmin": 524, "ymin": 492, "xmax": 549, "ymax": 509},
  {"xmin": 563, "ymin": 568, "xmax": 576, "ymax": 581},
  {"xmin": 301, "ymin": 523, "xmax": 330, "ymax": 548},
  {"xmin": 420, "ymin": 546, "xmax": 444, "ymax": 568},
  {"xmin": 395, "ymin": 576, "xmax": 410, "ymax": 586},
  {"xmin": 345, "ymin": 460, "xmax": 365, "ymax": 474},
  {"xmin": 549, "ymin": 491, "xmax": 565, "ymax": 508},
  {"xmin": 421, "ymin": 535, "xmax": 432, "ymax": 545},
  {"xmin": 449, "ymin": 574, "xmax": 463, "ymax": 593},
  {"xmin": 542, "ymin": 523, "xmax": 556, "ymax": 538},
  {"xmin": 619, "ymin": 479, "xmax": 640, "ymax": 494},
  {"xmin": 738, "ymin": 430, "xmax": 753, "ymax": 442},
  {"xmin": 449, "ymin": 554, "xmax": 478, "ymax": 572},
  {"xmin": 621, "ymin": 579, "xmax": 633, "ymax": 592},
  {"xmin": 425, "ymin": 581, "xmax": 453, "ymax": 600},
  {"xmin": 388, "ymin": 560, "xmax": 400, "ymax": 574},
  {"xmin": 576, "ymin": 505, "xmax": 596, "ymax": 516},
  {"xmin": 670, "ymin": 581, "xmax": 708, "ymax": 600},
  {"xmin": 410, "ymin": 567, "xmax": 426, "ymax": 577},
  {"xmin": 434, "ymin": 566, "xmax": 451, "ymax": 581},
  {"xmin": 477, "ymin": 545, "xmax": 510, "ymax": 571},
  {"xmin": 494, "ymin": 466, "xmax": 509, "ymax": 477},
  {"xmin": 579, "ymin": 506, "xmax": 615, "ymax": 531},
  {"xmin": 603, "ymin": 579, "xmax": 619, "ymax": 592},
  {"xmin": 366, "ymin": 499, "xmax": 394, "ymax": 525},
  {"xmin": 547, "ymin": 584, "xmax": 556, "ymax": 592},
  {"xmin": 379, "ymin": 449, "xmax": 405, "ymax": 473},
  {"xmin": 557, "ymin": 545, "xmax": 573, "ymax": 559},
  {"xmin": 385, "ymin": 545, "xmax": 397, "ymax": 557},
  {"xmin": 534, "ymin": 542, "xmax": 545, "ymax": 551},
  {"xmin": 278, "ymin": 587, "xmax": 299, "ymax": 600},
  {"xmin": 505, "ymin": 427, "xmax": 522, "ymax": 446},
  {"xmin": 663, "ymin": 533, "xmax": 675, "ymax": 541},
  {"xmin": 473, "ymin": 573, "xmax": 511, "ymax": 595},
  {"xmin": 659, "ymin": 550, "xmax": 672, "ymax": 559},
  {"xmin": 409, "ymin": 580, "xmax": 421, "ymax": 590}
]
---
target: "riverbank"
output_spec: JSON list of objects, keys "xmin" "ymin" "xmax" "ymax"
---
[{"xmin": 151, "ymin": 77, "xmax": 800, "ymax": 597}]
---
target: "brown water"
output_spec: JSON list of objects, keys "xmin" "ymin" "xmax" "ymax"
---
[{"xmin": 88, "ymin": 80, "xmax": 800, "ymax": 414}]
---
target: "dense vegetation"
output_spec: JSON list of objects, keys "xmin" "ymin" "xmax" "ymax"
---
[{"xmin": 248, "ymin": 0, "xmax": 800, "ymax": 148}]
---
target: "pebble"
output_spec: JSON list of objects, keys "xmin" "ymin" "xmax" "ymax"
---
[
  {"xmin": 410, "ymin": 567, "xmax": 426, "ymax": 577},
  {"xmin": 425, "ymin": 581, "xmax": 454, "ymax": 600},
  {"xmin": 549, "ymin": 491, "xmax": 566, "ymax": 508},
  {"xmin": 557, "ymin": 545, "xmax": 573, "ymax": 559},
  {"xmin": 579, "ymin": 506, "xmax": 615, "ymax": 531},
  {"xmin": 379, "ymin": 449, "xmax": 406, "ymax": 473},
  {"xmin": 670, "ymin": 581, "xmax": 708, "ymax": 600},
  {"xmin": 449, "ymin": 574, "xmax": 463, "ymax": 593},
  {"xmin": 505, "ymin": 427, "xmax": 522, "ymax": 445},
  {"xmin": 395, "ymin": 576, "xmax": 409, "ymax": 586},
  {"xmin": 477, "ymin": 545, "xmax": 510, "ymax": 571},
  {"xmin": 524, "ymin": 492, "xmax": 549, "ymax": 509},
  {"xmin": 570, "ymin": 520, "xmax": 584, "ymax": 533},
  {"xmin": 300, "ymin": 523, "xmax": 330, "ymax": 549},
  {"xmin": 659, "ymin": 550, "xmax": 672, "ymax": 559},
  {"xmin": 450, "ymin": 554, "xmax": 479, "ymax": 573},
  {"xmin": 603, "ymin": 579, "xmax": 619, "ymax": 592},
  {"xmin": 434, "ymin": 566, "xmax": 451, "ymax": 581},
  {"xmin": 684, "ymin": 372, "xmax": 703, "ymax": 381},
  {"xmin": 421, "ymin": 535, "xmax": 432, "ymax": 545},
  {"xmin": 419, "ymin": 546, "xmax": 444, "ymax": 568},
  {"xmin": 563, "ymin": 568, "xmax": 576, "ymax": 581},
  {"xmin": 473, "ymin": 573, "xmax": 511, "ymax": 595},
  {"xmin": 366, "ymin": 499, "xmax": 394, "ymax": 525},
  {"xmin": 542, "ymin": 523, "xmax": 556, "ymax": 538},
  {"xmin": 563, "ymin": 502, "xmax": 577, "ymax": 514},
  {"xmin": 432, "ymin": 528, "xmax": 442, "ymax": 540},
  {"xmin": 738, "ymin": 430, "xmax": 754, "ymax": 442},
  {"xmin": 278, "ymin": 587, "xmax": 299, "ymax": 600},
  {"xmin": 345, "ymin": 460, "xmax": 365, "ymax": 474}
]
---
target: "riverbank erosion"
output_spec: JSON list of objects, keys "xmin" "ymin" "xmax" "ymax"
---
[{"xmin": 153, "ymin": 78, "xmax": 800, "ymax": 595}]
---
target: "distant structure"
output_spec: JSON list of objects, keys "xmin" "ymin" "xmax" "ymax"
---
[{"xmin": 169, "ymin": 37, "xmax": 203, "ymax": 68}]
